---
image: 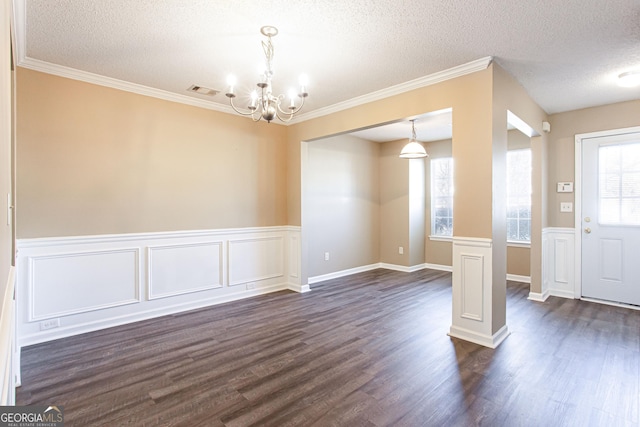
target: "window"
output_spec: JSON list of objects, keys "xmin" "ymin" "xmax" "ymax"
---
[
  {"xmin": 431, "ymin": 157, "xmax": 453, "ymax": 237},
  {"xmin": 599, "ymin": 142, "xmax": 640, "ymax": 225},
  {"xmin": 507, "ymin": 149, "xmax": 531, "ymax": 242}
]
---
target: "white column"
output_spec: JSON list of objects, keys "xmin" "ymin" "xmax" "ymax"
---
[{"xmin": 449, "ymin": 237, "xmax": 510, "ymax": 348}]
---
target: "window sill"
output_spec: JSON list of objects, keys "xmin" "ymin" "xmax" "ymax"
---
[
  {"xmin": 429, "ymin": 236, "xmax": 530, "ymax": 247},
  {"xmin": 507, "ymin": 240, "xmax": 531, "ymax": 248},
  {"xmin": 429, "ymin": 235, "xmax": 453, "ymax": 242}
]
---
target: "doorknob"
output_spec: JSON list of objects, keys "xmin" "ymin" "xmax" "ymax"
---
[{"xmin": 584, "ymin": 227, "xmax": 591, "ymax": 234}]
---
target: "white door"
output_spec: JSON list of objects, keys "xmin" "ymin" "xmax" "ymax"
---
[{"xmin": 581, "ymin": 131, "xmax": 640, "ymax": 306}]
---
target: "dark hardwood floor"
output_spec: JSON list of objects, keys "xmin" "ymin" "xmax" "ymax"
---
[{"xmin": 16, "ymin": 269, "xmax": 640, "ymax": 426}]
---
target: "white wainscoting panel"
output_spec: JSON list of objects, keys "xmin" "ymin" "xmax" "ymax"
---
[
  {"xmin": 228, "ymin": 237, "xmax": 284, "ymax": 286},
  {"xmin": 29, "ymin": 249, "xmax": 140, "ymax": 320},
  {"xmin": 543, "ymin": 228, "xmax": 576, "ymax": 299},
  {"xmin": 148, "ymin": 242, "xmax": 223, "ymax": 299},
  {"xmin": 460, "ymin": 253, "xmax": 484, "ymax": 322},
  {"xmin": 17, "ymin": 226, "xmax": 301, "ymax": 347},
  {"xmin": 449, "ymin": 237, "xmax": 510, "ymax": 349}
]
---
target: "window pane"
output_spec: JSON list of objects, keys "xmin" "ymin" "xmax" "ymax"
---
[
  {"xmin": 431, "ymin": 158, "xmax": 453, "ymax": 236},
  {"xmin": 518, "ymin": 219, "xmax": 531, "ymax": 241},
  {"xmin": 599, "ymin": 142, "xmax": 640, "ymax": 225},
  {"xmin": 507, "ymin": 149, "xmax": 531, "ymax": 242},
  {"xmin": 507, "ymin": 219, "xmax": 518, "ymax": 241}
]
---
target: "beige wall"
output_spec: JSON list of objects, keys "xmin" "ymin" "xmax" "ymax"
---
[
  {"xmin": 16, "ymin": 68, "xmax": 288, "ymax": 238},
  {"xmin": 408, "ymin": 158, "xmax": 426, "ymax": 266},
  {"xmin": 306, "ymin": 135, "xmax": 380, "ymax": 276},
  {"xmin": 379, "ymin": 139, "xmax": 411, "ymax": 266},
  {"xmin": 507, "ymin": 246, "xmax": 530, "ymax": 277},
  {"xmin": 547, "ymin": 100, "xmax": 640, "ymax": 228}
]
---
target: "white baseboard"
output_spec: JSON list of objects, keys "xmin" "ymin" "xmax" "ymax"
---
[
  {"xmin": 288, "ymin": 283, "xmax": 311, "ymax": 293},
  {"xmin": 425, "ymin": 263, "xmax": 453, "ymax": 272},
  {"xmin": 448, "ymin": 324, "xmax": 511, "ymax": 349},
  {"xmin": 308, "ymin": 261, "xmax": 452, "ymax": 284},
  {"xmin": 308, "ymin": 264, "xmax": 380, "ymax": 284},
  {"xmin": 379, "ymin": 263, "xmax": 427, "ymax": 273},
  {"xmin": 507, "ymin": 274, "xmax": 531, "ymax": 283},
  {"xmin": 549, "ymin": 289, "xmax": 576, "ymax": 299},
  {"xmin": 528, "ymin": 290, "xmax": 550, "ymax": 302},
  {"xmin": 580, "ymin": 297, "xmax": 640, "ymax": 311}
]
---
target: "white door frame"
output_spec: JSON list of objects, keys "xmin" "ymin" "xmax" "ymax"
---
[{"xmin": 574, "ymin": 126, "xmax": 640, "ymax": 299}]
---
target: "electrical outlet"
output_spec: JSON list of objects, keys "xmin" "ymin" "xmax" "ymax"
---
[
  {"xmin": 246, "ymin": 282, "xmax": 256, "ymax": 290},
  {"xmin": 398, "ymin": 246, "xmax": 404, "ymax": 255},
  {"xmin": 560, "ymin": 202, "xmax": 573, "ymax": 212},
  {"xmin": 40, "ymin": 318, "xmax": 60, "ymax": 331},
  {"xmin": 324, "ymin": 252, "xmax": 330, "ymax": 261}
]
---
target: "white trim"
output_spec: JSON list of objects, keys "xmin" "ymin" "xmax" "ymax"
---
[
  {"xmin": 227, "ymin": 236, "xmax": 285, "ymax": 286},
  {"xmin": 287, "ymin": 283, "xmax": 311, "ymax": 293},
  {"xmin": 425, "ymin": 263, "xmax": 453, "ymax": 272},
  {"xmin": 13, "ymin": 0, "xmax": 491, "ymax": 128},
  {"xmin": 448, "ymin": 324, "xmax": 510, "ymax": 349},
  {"xmin": 16, "ymin": 54, "xmax": 491, "ymax": 126},
  {"xmin": 574, "ymin": 126, "xmax": 640, "ymax": 301},
  {"xmin": 507, "ymin": 241, "xmax": 531, "ymax": 248},
  {"xmin": 289, "ymin": 57, "xmax": 493, "ymax": 124},
  {"xmin": 428, "ymin": 235, "xmax": 453, "ymax": 242},
  {"xmin": 549, "ymin": 289, "xmax": 576, "ymax": 299},
  {"xmin": 379, "ymin": 263, "xmax": 428, "ymax": 273},
  {"xmin": 542, "ymin": 227, "xmax": 576, "ymax": 300},
  {"xmin": 507, "ymin": 274, "xmax": 530, "ymax": 283},
  {"xmin": 147, "ymin": 242, "xmax": 224, "ymax": 300},
  {"xmin": 17, "ymin": 226, "xmax": 300, "ymax": 248},
  {"xmin": 27, "ymin": 248, "xmax": 141, "ymax": 321},
  {"xmin": 580, "ymin": 297, "xmax": 640, "ymax": 311},
  {"xmin": 308, "ymin": 262, "xmax": 453, "ymax": 284},
  {"xmin": 527, "ymin": 290, "xmax": 550, "ymax": 302},
  {"xmin": 452, "ymin": 236, "xmax": 493, "ymax": 247},
  {"xmin": 308, "ymin": 263, "xmax": 380, "ymax": 284}
]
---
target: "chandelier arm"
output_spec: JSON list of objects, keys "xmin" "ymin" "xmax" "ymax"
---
[
  {"xmin": 228, "ymin": 97, "xmax": 260, "ymax": 117},
  {"xmin": 274, "ymin": 110, "xmax": 295, "ymax": 123},
  {"xmin": 275, "ymin": 94, "xmax": 306, "ymax": 117}
]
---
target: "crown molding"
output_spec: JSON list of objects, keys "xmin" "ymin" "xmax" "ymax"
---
[
  {"xmin": 13, "ymin": 0, "xmax": 491, "ymax": 126},
  {"xmin": 18, "ymin": 57, "xmax": 238, "ymax": 115},
  {"xmin": 288, "ymin": 56, "xmax": 493, "ymax": 124}
]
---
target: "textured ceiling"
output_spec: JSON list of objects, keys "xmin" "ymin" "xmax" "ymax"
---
[{"xmin": 15, "ymin": 0, "xmax": 640, "ymax": 140}]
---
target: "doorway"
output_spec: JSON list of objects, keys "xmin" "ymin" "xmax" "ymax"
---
[{"xmin": 576, "ymin": 127, "xmax": 640, "ymax": 306}]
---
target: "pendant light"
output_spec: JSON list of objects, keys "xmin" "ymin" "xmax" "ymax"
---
[{"xmin": 399, "ymin": 120, "xmax": 428, "ymax": 158}]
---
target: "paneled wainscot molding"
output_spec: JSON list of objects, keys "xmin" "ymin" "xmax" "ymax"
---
[
  {"xmin": 449, "ymin": 237, "xmax": 510, "ymax": 349},
  {"xmin": 530, "ymin": 228, "xmax": 575, "ymax": 302},
  {"xmin": 16, "ymin": 226, "xmax": 302, "ymax": 349}
]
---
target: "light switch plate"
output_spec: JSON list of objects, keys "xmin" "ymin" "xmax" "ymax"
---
[
  {"xmin": 557, "ymin": 182, "xmax": 574, "ymax": 193},
  {"xmin": 560, "ymin": 202, "xmax": 573, "ymax": 212}
]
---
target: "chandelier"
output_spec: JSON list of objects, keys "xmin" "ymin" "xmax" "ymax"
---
[
  {"xmin": 225, "ymin": 26, "xmax": 309, "ymax": 123},
  {"xmin": 399, "ymin": 120, "xmax": 428, "ymax": 158}
]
